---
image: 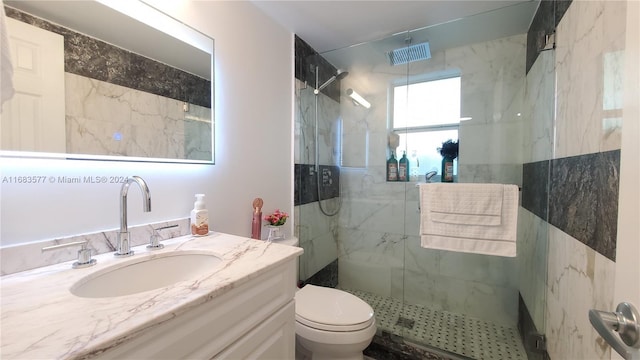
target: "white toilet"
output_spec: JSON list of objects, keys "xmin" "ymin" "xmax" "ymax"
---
[
  {"xmin": 270, "ymin": 237, "xmax": 376, "ymax": 360},
  {"xmin": 294, "ymin": 284, "xmax": 376, "ymax": 360}
]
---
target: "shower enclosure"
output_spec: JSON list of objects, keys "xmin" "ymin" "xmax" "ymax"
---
[{"xmin": 294, "ymin": 3, "xmax": 551, "ymax": 359}]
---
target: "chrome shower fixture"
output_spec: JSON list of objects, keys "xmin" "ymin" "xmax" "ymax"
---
[
  {"xmin": 314, "ymin": 68, "xmax": 349, "ymax": 94},
  {"xmin": 387, "ymin": 41, "xmax": 431, "ymax": 66}
]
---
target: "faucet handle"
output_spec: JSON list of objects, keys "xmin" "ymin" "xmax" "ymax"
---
[
  {"xmin": 147, "ymin": 234, "xmax": 164, "ymax": 250},
  {"xmin": 42, "ymin": 241, "xmax": 97, "ymax": 269},
  {"xmin": 146, "ymin": 224, "xmax": 178, "ymax": 250}
]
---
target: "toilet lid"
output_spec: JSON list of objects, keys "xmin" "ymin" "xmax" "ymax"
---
[{"xmin": 295, "ymin": 285, "xmax": 374, "ymax": 331}]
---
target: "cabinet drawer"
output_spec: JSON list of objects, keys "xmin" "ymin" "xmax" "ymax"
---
[
  {"xmin": 212, "ymin": 300, "xmax": 295, "ymax": 359},
  {"xmin": 96, "ymin": 260, "xmax": 296, "ymax": 359}
]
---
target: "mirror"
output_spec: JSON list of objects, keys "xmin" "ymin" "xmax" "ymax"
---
[{"xmin": 2, "ymin": 0, "xmax": 214, "ymax": 163}]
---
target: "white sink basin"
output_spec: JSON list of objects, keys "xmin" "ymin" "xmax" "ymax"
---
[{"xmin": 70, "ymin": 251, "xmax": 223, "ymax": 298}]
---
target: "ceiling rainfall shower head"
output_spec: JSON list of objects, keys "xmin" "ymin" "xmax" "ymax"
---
[
  {"xmin": 314, "ymin": 69, "xmax": 349, "ymax": 94},
  {"xmin": 387, "ymin": 41, "xmax": 431, "ymax": 66}
]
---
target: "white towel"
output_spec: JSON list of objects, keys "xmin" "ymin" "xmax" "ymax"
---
[
  {"xmin": 419, "ymin": 183, "xmax": 519, "ymax": 257},
  {"xmin": 427, "ymin": 183, "xmax": 503, "ymax": 226},
  {"xmin": 1, "ymin": 1, "xmax": 15, "ymax": 110}
]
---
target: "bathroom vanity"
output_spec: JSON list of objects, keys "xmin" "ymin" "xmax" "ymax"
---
[{"xmin": 0, "ymin": 232, "xmax": 302, "ymax": 359}]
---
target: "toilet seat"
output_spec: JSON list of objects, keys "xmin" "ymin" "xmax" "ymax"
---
[{"xmin": 295, "ymin": 285, "xmax": 374, "ymax": 332}]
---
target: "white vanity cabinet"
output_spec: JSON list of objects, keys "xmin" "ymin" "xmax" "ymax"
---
[{"xmin": 96, "ymin": 259, "xmax": 297, "ymax": 359}]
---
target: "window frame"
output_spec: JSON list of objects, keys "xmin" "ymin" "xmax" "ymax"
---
[{"xmin": 389, "ymin": 72, "xmax": 462, "ymax": 181}]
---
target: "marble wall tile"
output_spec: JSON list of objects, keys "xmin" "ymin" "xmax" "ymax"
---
[
  {"xmin": 5, "ymin": 6, "xmax": 210, "ymax": 107},
  {"xmin": 0, "ymin": 218, "xmax": 189, "ymax": 275},
  {"xmin": 295, "ymin": 79, "xmax": 341, "ymax": 166},
  {"xmin": 548, "ymin": 150, "xmax": 620, "ymax": 261},
  {"xmin": 457, "ymin": 164, "xmax": 522, "ymax": 185},
  {"xmin": 554, "ymin": 0, "xmax": 626, "ymax": 158},
  {"xmin": 294, "ymin": 40, "xmax": 343, "ymax": 283},
  {"xmin": 523, "ymin": 50, "xmax": 555, "ymax": 164},
  {"xmin": 337, "ymin": 228, "xmax": 405, "ymax": 299},
  {"xmin": 403, "ymin": 234, "xmax": 519, "ymax": 326},
  {"xmin": 517, "ymin": 209, "xmax": 549, "ymax": 332},
  {"xmin": 445, "ymin": 34, "xmax": 527, "ymax": 126},
  {"xmin": 545, "ymin": 225, "xmax": 615, "ymax": 360},
  {"xmin": 296, "ymin": 201, "xmax": 339, "ymax": 281}
]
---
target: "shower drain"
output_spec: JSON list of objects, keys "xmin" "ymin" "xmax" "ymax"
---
[
  {"xmin": 344, "ymin": 288, "xmax": 527, "ymax": 360},
  {"xmin": 396, "ymin": 316, "xmax": 416, "ymax": 329}
]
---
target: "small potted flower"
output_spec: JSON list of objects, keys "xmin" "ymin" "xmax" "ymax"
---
[{"xmin": 264, "ymin": 209, "xmax": 288, "ymax": 241}]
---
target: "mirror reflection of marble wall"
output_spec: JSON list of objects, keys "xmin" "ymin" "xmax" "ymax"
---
[
  {"xmin": 65, "ymin": 73, "xmax": 211, "ymax": 160},
  {"xmin": 4, "ymin": 6, "xmax": 212, "ymax": 161}
]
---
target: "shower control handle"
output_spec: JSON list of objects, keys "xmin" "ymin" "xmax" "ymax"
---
[{"xmin": 589, "ymin": 302, "xmax": 640, "ymax": 360}]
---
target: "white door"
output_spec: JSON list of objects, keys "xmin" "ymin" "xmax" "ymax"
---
[{"xmin": 1, "ymin": 18, "xmax": 65, "ymax": 153}]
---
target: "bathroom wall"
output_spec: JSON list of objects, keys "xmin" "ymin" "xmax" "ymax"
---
[
  {"xmin": 1, "ymin": 2, "xmax": 294, "ymax": 254},
  {"xmin": 337, "ymin": 33, "xmax": 527, "ymax": 326},
  {"xmin": 546, "ymin": 0, "xmax": 625, "ymax": 358},
  {"xmin": 292, "ymin": 37, "xmax": 341, "ymax": 282},
  {"xmin": 521, "ymin": 0, "xmax": 627, "ymax": 358}
]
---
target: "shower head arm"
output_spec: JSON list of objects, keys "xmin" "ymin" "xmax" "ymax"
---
[
  {"xmin": 314, "ymin": 75, "xmax": 337, "ymax": 94},
  {"xmin": 313, "ymin": 68, "xmax": 348, "ymax": 95}
]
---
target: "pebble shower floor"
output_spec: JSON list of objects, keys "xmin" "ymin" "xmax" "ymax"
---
[{"xmin": 345, "ymin": 289, "xmax": 527, "ymax": 360}]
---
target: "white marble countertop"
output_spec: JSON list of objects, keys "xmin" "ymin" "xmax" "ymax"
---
[{"xmin": 0, "ymin": 232, "xmax": 302, "ymax": 359}]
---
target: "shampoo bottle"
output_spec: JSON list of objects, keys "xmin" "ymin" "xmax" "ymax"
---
[
  {"xmin": 190, "ymin": 194, "xmax": 209, "ymax": 236},
  {"xmin": 398, "ymin": 151, "xmax": 409, "ymax": 182},
  {"xmin": 386, "ymin": 152, "xmax": 398, "ymax": 181}
]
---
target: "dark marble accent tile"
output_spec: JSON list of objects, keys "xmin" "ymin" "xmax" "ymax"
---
[
  {"xmin": 526, "ymin": 0, "xmax": 556, "ymax": 74},
  {"xmin": 555, "ymin": 0, "xmax": 574, "ymax": 27},
  {"xmin": 364, "ymin": 332, "xmax": 457, "ymax": 360},
  {"xmin": 295, "ymin": 164, "xmax": 340, "ymax": 206},
  {"xmin": 301, "ymin": 259, "xmax": 338, "ymax": 288},
  {"xmin": 518, "ymin": 294, "xmax": 551, "ymax": 360},
  {"xmin": 549, "ymin": 150, "xmax": 620, "ymax": 261},
  {"xmin": 295, "ymin": 35, "xmax": 342, "ymax": 103},
  {"xmin": 5, "ymin": 6, "xmax": 210, "ymax": 108},
  {"xmin": 526, "ymin": 0, "xmax": 574, "ymax": 74},
  {"xmin": 522, "ymin": 160, "xmax": 550, "ymax": 221}
]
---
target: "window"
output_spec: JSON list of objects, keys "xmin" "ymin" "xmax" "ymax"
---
[{"xmin": 392, "ymin": 76, "xmax": 461, "ymax": 181}]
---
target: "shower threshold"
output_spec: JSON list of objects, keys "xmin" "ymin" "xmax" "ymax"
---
[{"xmin": 345, "ymin": 288, "xmax": 527, "ymax": 360}]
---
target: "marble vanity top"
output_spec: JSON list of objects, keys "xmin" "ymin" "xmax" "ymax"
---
[{"xmin": 0, "ymin": 232, "xmax": 302, "ymax": 359}]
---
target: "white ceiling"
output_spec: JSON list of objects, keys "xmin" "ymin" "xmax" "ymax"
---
[{"xmin": 251, "ymin": 0, "xmax": 540, "ymax": 53}]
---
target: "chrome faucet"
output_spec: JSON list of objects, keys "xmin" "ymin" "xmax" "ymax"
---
[
  {"xmin": 425, "ymin": 171, "xmax": 438, "ymax": 182},
  {"xmin": 115, "ymin": 176, "xmax": 151, "ymax": 257}
]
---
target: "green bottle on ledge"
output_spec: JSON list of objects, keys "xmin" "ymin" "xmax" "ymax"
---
[
  {"xmin": 386, "ymin": 152, "xmax": 398, "ymax": 181},
  {"xmin": 441, "ymin": 156, "xmax": 454, "ymax": 182},
  {"xmin": 398, "ymin": 151, "xmax": 409, "ymax": 182}
]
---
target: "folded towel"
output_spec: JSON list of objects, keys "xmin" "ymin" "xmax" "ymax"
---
[
  {"xmin": 419, "ymin": 183, "xmax": 519, "ymax": 257},
  {"xmin": 426, "ymin": 183, "xmax": 504, "ymax": 226},
  {"xmin": 1, "ymin": 1, "xmax": 15, "ymax": 110}
]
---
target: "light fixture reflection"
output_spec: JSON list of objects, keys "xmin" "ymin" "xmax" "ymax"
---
[{"xmin": 346, "ymin": 89, "xmax": 371, "ymax": 109}]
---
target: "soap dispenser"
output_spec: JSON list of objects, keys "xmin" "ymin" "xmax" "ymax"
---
[{"xmin": 190, "ymin": 194, "xmax": 209, "ymax": 236}]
